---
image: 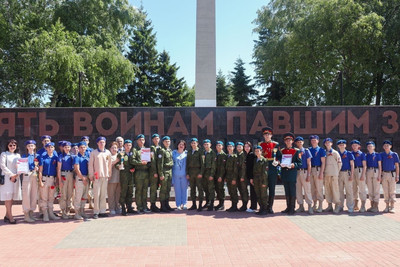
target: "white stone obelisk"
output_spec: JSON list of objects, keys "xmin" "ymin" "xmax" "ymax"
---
[{"xmin": 195, "ymin": 0, "xmax": 216, "ymax": 107}]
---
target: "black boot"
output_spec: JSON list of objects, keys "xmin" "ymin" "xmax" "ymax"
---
[
  {"xmin": 227, "ymin": 202, "xmax": 238, "ymax": 212},
  {"xmin": 197, "ymin": 200, "xmax": 203, "ymax": 212},
  {"xmin": 281, "ymin": 197, "xmax": 290, "ymax": 213},
  {"xmin": 165, "ymin": 200, "xmax": 174, "ymax": 211},
  {"xmin": 127, "ymin": 205, "xmax": 137, "ymax": 214},
  {"xmin": 151, "ymin": 203, "xmax": 161, "ymax": 213},
  {"xmin": 161, "ymin": 201, "xmax": 170, "ymax": 213},
  {"xmin": 268, "ymin": 196, "xmax": 275, "ymax": 214},
  {"xmin": 207, "ymin": 201, "xmax": 214, "ymax": 211},
  {"xmin": 239, "ymin": 201, "xmax": 248, "ymax": 212},
  {"xmin": 256, "ymin": 205, "xmax": 267, "ymax": 215},
  {"xmin": 288, "ymin": 197, "xmax": 296, "ymax": 215},
  {"xmin": 188, "ymin": 201, "xmax": 197, "ymax": 210},
  {"xmin": 214, "ymin": 200, "xmax": 224, "ymax": 211},
  {"xmin": 121, "ymin": 204, "xmax": 127, "ymax": 216}
]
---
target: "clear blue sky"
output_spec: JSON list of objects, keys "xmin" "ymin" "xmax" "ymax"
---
[{"xmin": 129, "ymin": 0, "xmax": 267, "ymax": 87}]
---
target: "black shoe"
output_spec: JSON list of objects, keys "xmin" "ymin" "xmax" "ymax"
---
[
  {"xmin": 144, "ymin": 208, "xmax": 151, "ymax": 213},
  {"xmin": 161, "ymin": 201, "xmax": 170, "ymax": 213},
  {"xmin": 197, "ymin": 201, "xmax": 203, "ymax": 212},
  {"xmin": 138, "ymin": 209, "xmax": 145, "ymax": 214},
  {"xmin": 151, "ymin": 203, "xmax": 160, "ymax": 213},
  {"xmin": 207, "ymin": 202, "xmax": 214, "ymax": 211},
  {"xmin": 188, "ymin": 202, "xmax": 197, "ymax": 210},
  {"xmin": 93, "ymin": 214, "xmax": 99, "ymax": 219},
  {"xmin": 281, "ymin": 197, "xmax": 289, "ymax": 213},
  {"xmin": 239, "ymin": 202, "xmax": 248, "ymax": 212},
  {"xmin": 227, "ymin": 203, "xmax": 238, "ymax": 212},
  {"xmin": 121, "ymin": 204, "xmax": 127, "ymax": 216},
  {"xmin": 127, "ymin": 207, "xmax": 138, "ymax": 214},
  {"xmin": 214, "ymin": 200, "xmax": 224, "ymax": 211},
  {"xmin": 165, "ymin": 201, "xmax": 174, "ymax": 211},
  {"xmin": 4, "ymin": 216, "xmax": 10, "ymax": 222},
  {"xmin": 268, "ymin": 196, "xmax": 275, "ymax": 214},
  {"xmin": 256, "ymin": 209, "xmax": 268, "ymax": 216},
  {"xmin": 98, "ymin": 213, "xmax": 108, "ymax": 218}
]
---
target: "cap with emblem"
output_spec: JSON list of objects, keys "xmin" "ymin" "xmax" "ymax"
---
[
  {"xmin": 254, "ymin": 145, "xmax": 262, "ymax": 150},
  {"xmin": 190, "ymin": 138, "xmax": 198, "ymax": 142},
  {"xmin": 25, "ymin": 140, "xmax": 36, "ymax": 146},
  {"xmin": 283, "ymin": 132, "xmax": 295, "ymax": 140},
  {"xmin": 203, "ymin": 139, "xmax": 211, "ymax": 144},
  {"xmin": 81, "ymin": 136, "xmax": 90, "ymax": 141},
  {"xmin": 383, "ymin": 140, "xmax": 392, "ymax": 145},
  {"xmin": 62, "ymin": 141, "xmax": 72, "ymax": 147},
  {"xmin": 227, "ymin": 142, "xmax": 235, "ymax": 147},
  {"xmin": 124, "ymin": 139, "xmax": 133, "ymax": 144},
  {"xmin": 323, "ymin": 138, "xmax": 333, "ymax": 143},
  {"xmin": 216, "ymin": 141, "xmax": 224, "ymax": 145},
  {"xmin": 309, "ymin": 135, "xmax": 319, "ymax": 140},
  {"xmin": 294, "ymin": 136, "xmax": 304, "ymax": 142},
  {"xmin": 45, "ymin": 142, "xmax": 55, "ymax": 148},
  {"xmin": 236, "ymin": 142, "xmax": 244, "ymax": 146},
  {"xmin": 96, "ymin": 136, "xmax": 106, "ymax": 143},
  {"xmin": 336, "ymin": 140, "xmax": 346, "ymax": 145},
  {"xmin": 262, "ymin": 127, "xmax": 273, "ymax": 135},
  {"xmin": 162, "ymin": 136, "xmax": 170, "ymax": 141},
  {"xmin": 78, "ymin": 141, "xmax": 87, "ymax": 147},
  {"xmin": 136, "ymin": 134, "xmax": 145, "ymax": 140},
  {"xmin": 366, "ymin": 141, "xmax": 375, "ymax": 146},
  {"xmin": 350, "ymin": 140, "xmax": 360, "ymax": 145},
  {"xmin": 151, "ymin": 133, "xmax": 159, "ymax": 139},
  {"xmin": 41, "ymin": 135, "xmax": 51, "ymax": 141}
]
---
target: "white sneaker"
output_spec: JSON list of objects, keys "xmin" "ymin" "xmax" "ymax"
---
[
  {"xmin": 183, "ymin": 204, "xmax": 188, "ymax": 210},
  {"xmin": 246, "ymin": 208, "xmax": 256, "ymax": 213},
  {"xmin": 177, "ymin": 206, "xmax": 183, "ymax": 210},
  {"xmin": 110, "ymin": 210, "xmax": 116, "ymax": 215}
]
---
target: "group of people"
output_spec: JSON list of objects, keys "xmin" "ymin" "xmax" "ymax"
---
[{"xmin": 0, "ymin": 126, "xmax": 398, "ymax": 224}]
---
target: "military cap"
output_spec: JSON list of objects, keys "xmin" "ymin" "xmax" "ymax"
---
[
  {"xmin": 151, "ymin": 133, "xmax": 159, "ymax": 139},
  {"xmin": 309, "ymin": 135, "xmax": 319, "ymax": 140},
  {"xmin": 58, "ymin": 141, "xmax": 65, "ymax": 146},
  {"xmin": 283, "ymin": 132, "xmax": 295, "ymax": 140},
  {"xmin": 190, "ymin": 138, "xmax": 198, "ymax": 142},
  {"xmin": 336, "ymin": 140, "xmax": 346, "ymax": 145},
  {"xmin": 366, "ymin": 141, "xmax": 375, "ymax": 146},
  {"xmin": 294, "ymin": 136, "xmax": 304, "ymax": 142},
  {"xmin": 136, "ymin": 134, "xmax": 145, "ymax": 140},
  {"xmin": 216, "ymin": 141, "xmax": 224, "ymax": 145},
  {"xmin": 81, "ymin": 136, "xmax": 90, "ymax": 141},
  {"xmin": 350, "ymin": 140, "xmax": 360, "ymax": 145},
  {"xmin": 162, "ymin": 136, "xmax": 170, "ymax": 141},
  {"xmin": 254, "ymin": 145, "xmax": 262, "ymax": 150},
  {"xmin": 41, "ymin": 135, "xmax": 51, "ymax": 141},
  {"xmin": 262, "ymin": 127, "xmax": 273, "ymax": 135},
  {"xmin": 96, "ymin": 136, "xmax": 106, "ymax": 143},
  {"xmin": 203, "ymin": 139, "xmax": 211, "ymax": 144},
  {"xmin": 62, "ymin": 141, "xmax": 71, "ymax": 147},
  {"xmin": 24, "ymin": 140, "xmax": 36, "ymax": 146},
  {"xmin": 71, "ymin": 143, "xmax": 79, "ymax": 147},
  {"xmin": 323, "ymin": 138, "xmax": 333, "ymax": 143},
  {"xmin": 78, "ymin": 141, "xmax": 87, "ymax": 147},
  {"xmin": 383, "ymin": 140, "xmax": 392, "ymax": 145},
  {"xmin": 236, "ymin": 142, "xmax": 244, "ymax": 146},
  {"xmin": 227, "ymin": 141, "xmax": 235, "ymax": 147},
  {"xmin": 45, "ymin": 142, "xmax": 55, "ymax": 148},
  {"xmin": 124, "ymin": 139, "xmax": 133, "ymax": 144}
]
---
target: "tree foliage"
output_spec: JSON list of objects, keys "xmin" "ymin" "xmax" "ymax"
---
[
  {"xmin": 253, "ymin": 0, "xmax": 400, "ymax": 106},
  {"xmin": 230, "ymin": 58, "xmax": 258, "ymax": 106},
  {"xmin": 216, "ymin": 70, "xmax": 235, "ymax": 106}
]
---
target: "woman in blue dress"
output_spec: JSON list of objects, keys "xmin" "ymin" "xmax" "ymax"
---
[{"xmin": 172, "ymin": 140, "xmax": 188, "ymax": 210}]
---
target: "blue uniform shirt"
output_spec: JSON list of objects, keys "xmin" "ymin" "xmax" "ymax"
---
[
  {"xmin": 352, "ymin": 150, "xmax": 366, "ymax": 167},
  {"xmin": 84, "ymin": 147, "xmax": 93, "ymax": 157},
  {"xmin": 21, "ymin": 153, "xmax": 40, "ymax": 171},
  {"xmin": 380, "ymin": 151, "xmax": 399, "ymax": 172},
  {"xmin": 74, "ymin": 153, "xmax": 89, "ymax": 176},
  {"xmin": 339, "ymin": 150, "xmax": 355, "ymax": 171},
  {"xmin": 299, "ymin": 148, "xmax": 312, "ymax": 169},
  {"xmin": 39, "ymin": 153, "xmax": 58, "ymax": 176},
  {"xmin": 309, "ymin": 146, "xmax": 326, "ymax": 167},
  {"xmin": 58, "ymin": 153, "xmax": 75, "ymax": 171},
  {"xmin": 37, "ymin": 148, "xmax": 58, "ymax": 158},
  {"xmin": 366, "ymin": 152, "xmax": 381, "ymax": 168}
]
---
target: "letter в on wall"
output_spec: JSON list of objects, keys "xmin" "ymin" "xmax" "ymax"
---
[
  {"xmin": 273, "ymin": 111, "xmax": 291, "ymax": 134},
  {"xmin": 74, "ymin": 112, "xmax": 93, "ymax": 136}
]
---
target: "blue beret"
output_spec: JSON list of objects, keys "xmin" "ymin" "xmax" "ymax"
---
[
  {"xmin": 78, "ymin": 141, "xmax": 87, "ymax": 147},
  {"xmin": 124, "ymin": 139, "xmax": 133, "ymax": 144},
  {"xmin": 62, "ymin": 141, "xmax": 71, "ymax": 147},
  {"xmin": 96, "ymin": 136, "xmax": 106, "ymax": 143},
  {"xmin": 350, "ymin": 140, "xmax": 360, "ymax": 145},
  {"xmin": 58, "ymin": 141, "xmax": 65, "ymax": 146},
  {"xmin": 254, "ymin": 145, "xmax": 262, "ymax": 150},
  {"xmin": 366, "ymin": 141, "xmax": 375, "ymax": 146},
  {"xmin": 323, "ymin": 138, "xmax": 333, "ymax": 143},
  {"xmin": 294, "ymin": 136, "xmax": 304, "ymax": 142},
  {"xmin": 24, "ymin": 140, "xmax": 36, "ymax": 146},
  {"xmin": 383, "ymin": 140, "xmax": 392, "ymax": 145},
  {"xmin": 203, "ymin": 139, "xmax": 211, "ymax": 144},
  {"xmin": 190, "ymin": 138, "xmax": 198, "ymax": 142},
  {"xmin": 71, "ymin": 143, "xmax": 79, "ymax": 147},
  {"xmin": 309, "ymin": 135, "xmax": 319, "ymax": 140},
  {"xmin": 227, "ymin": 142, "xmax": 235, "ymax": 147},
  {"xmin": 151, "ymin": 134, "xmax": 159, "ymax": 139},
  {"xmin": 216, "ymin": 141, "xmax": 224, "ymax": 145},
  {"xmin": 162, "ymin": 136, "xmax": 170, "ymax": 141},
  {"xmin": 45, "ymin": 142, "xmax": 55, "ymax": 148},
  {"xmin": 81, "ymin": 136, "xmax": 90, "ymax": 140},
  {"xmin": 136, "ymin": 134, "xmax": 145, "ymax": 140},
  {"xmin": 236, "ymin": 142, "xmax": 244, "ymax": 146},
  {"xmin": 41, "ymin": 135, "xmax": 51, "ymax": 141},
  {"xmin": 336, "ymin": 140, "xmax": 346, "ymax": 145}
]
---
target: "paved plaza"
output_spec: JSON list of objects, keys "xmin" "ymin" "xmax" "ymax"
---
[{"xmin": 0, "ymin": 198, "xmax": 400, "ymax": 266}]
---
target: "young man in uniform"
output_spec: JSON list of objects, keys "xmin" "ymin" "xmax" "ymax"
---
[
  {"xmin": 380, "ymin": 140, "xmax": 399, "ymax": 213},
  {"xmin": 294, "ymin": 136, "xmax": 313, "ymax": 214},
  {"xmin": 117, "ymin": 139, "xmax": 135, "ymax": 215},
  {"xmin": 214, "ymin": 141, "xmax": 226, "ymax": 211},
  {"xmin": 225, "ymin": 142, "xmax": 239, "ymax": 212},
  {"xmin": 149, "ymin": 134, "xmax": 161, "ymax": 212},
  {"xmin": 259, "ymin": 127, "xmax": 281, "ymax": 214},
  {"xmin": 309, "ymin": 135, "xmax": 326, "ymax": 213},
  {"xmin": 38, "ymin": 135, "xmax": 58, "ymax": 157},
  {"xmin": 88, "ymin": 136, "xmax": 112, "ymax": 219},
  {"xmin": 81, "ymin": 136, "xmax": 93, "ymax": 155},
  {"xmin": 57, "ymin": 141, "xmax": 75, "ymax": 219},
  {"xmin": 157, "ymin": 136, "xmax": 174, "ymax": 212},
  {"xmin": 186, "ymin": 138, "xmax": 204, "ymax": 211},
  {"xmin": 322, "ymin": 138, "xmax": 342, "ymax": 214},
  {"xmin": 201, "ymin": 139, "xmax": 216, "ymax": 211},
  {"xmin": 365, "ymin": 141, "xmax": 382, "ymax": 212},
  {"xmin": 73, "ymin": 141, "xmax": 90, "ymax": 220},
  {"xmin": 337, "ymin": 140, "xmax": 355, "ymax": 213},
  {"xmin": 236, "ymin": 142, "xmax": 249, "ymax": 211},
  {"xmin": 252, "ymin": 146, "xmax": 269, "ymax": 216},
  {"xmin": 278, "ymin": 133, "xmax": 302, "ymax": 215},
  {"xmin": 350, "ymin": 140, "xmax": 367, "ymax": 212}
]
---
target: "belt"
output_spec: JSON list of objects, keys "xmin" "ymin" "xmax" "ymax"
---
[
  {"xmin": 383, "ymin": 171, "xmax": 395, "ymax": 173},
  {"xmin": 61, "ymin": 170, "xmax": 73, "ymax": 172},
  {"xmin": 355, "ymin": 166, "xmax": 363, "ymax": 168},
  {"xmin": 311, "ymin": 166, "xmax": 320, "ymax": 168},
  {"xmin": 267, "ymin": 158, "xmax": 274, "ymax": 161},
  {"xmin": 77, "ymin": 179, "xmax": 83, "ymax": 181},
  {"xmin": 340, "ymin": 170, "xmax": 350, "ymax": 172},
  {"xmin": 367, "ymin": 167, "xmax": 378, "ymax": 170},
  {"xmin": 298, "ymin": 168, "xmax": 306, "ymax": 171},
  {"xmin": 43, "ymin": 175, "xmax": 55, "ymax": 178}
]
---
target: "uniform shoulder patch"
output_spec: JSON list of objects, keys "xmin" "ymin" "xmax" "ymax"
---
[{"xmin": 158, "ymin": 154, "xmax": 162, "ymax": 158}]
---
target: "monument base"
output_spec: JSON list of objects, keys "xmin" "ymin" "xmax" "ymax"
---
[{"xmin": 195, "ymin": 99, "xmax": 217, "ymax": 107}]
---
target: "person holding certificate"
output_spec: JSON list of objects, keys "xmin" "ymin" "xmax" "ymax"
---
[
  {"xmin": 21, "ymin": 140, "xmax": 40, "ymax": 223},
  {"xmin": 277, "ymin": 133, "xmax": 302, "ymax": 215}
]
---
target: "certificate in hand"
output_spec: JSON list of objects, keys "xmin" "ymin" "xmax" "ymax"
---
[
  {"xmin": 281, "ymin": 154, "xmax": 293, "ymax": 168},
  {"xmin": 17, "ymin": 158, "xmax": 30, "ymax": 174},
  {"xmin": 141, "ymin": 148, "xmax": 151, "ymax": 162}
]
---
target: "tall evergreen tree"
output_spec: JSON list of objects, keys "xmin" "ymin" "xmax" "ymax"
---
[
  {"xmin": 230, "ymin": 58, "xmax": 258, "ymax": 106},
  {"xmin": 216, "ymin": 70, "xmax": 235, "ymax": 106},
  {"xmin": 157, "ymin": 50, "xmax": 189, "ymax": 106},
  {"xmin": 117, "ymin": 9, "xmax": 159, "ymax": 107}
]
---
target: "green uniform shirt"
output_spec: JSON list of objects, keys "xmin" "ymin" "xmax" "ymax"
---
[
  {"xmin": 225, "ymin": 153, "xmax": 238, "ymax": 181},
  {"xmin": 253, "ymin": 156, "xmax": 268, "ymax": 182},
  {"xmin": 215, "ymin": 151, "xmax": 227, "ymax": 179},
  {"xmin": 157, "ymin": 147, "xmax": 173, "ymax": 176},
  {"xmin": 150, "ymin": 145, "xmax": 160, "ymax": 175},
  {"xmin": 201, "ymin": 149, "xmax": 216, "ymax": 178},
  {"xmin": 236, "ymin": 151, "xmax": 246, "ymax": 179},
  {"xmin": 116, "ymin": 150, "xmax": 133, "ymax": 173},
  {"xmin": 130, "ymin": 147, "xmax": 150, "ymax": 171}
]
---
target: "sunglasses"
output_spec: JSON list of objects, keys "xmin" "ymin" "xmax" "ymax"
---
[{"xmin": 8, "ymin": 144, "xmax": 17, "ymax": 147}]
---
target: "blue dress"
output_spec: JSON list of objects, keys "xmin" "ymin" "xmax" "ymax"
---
[{"xmin": 172, "ymin": 150, "xmax": 188, "ymax": 207}]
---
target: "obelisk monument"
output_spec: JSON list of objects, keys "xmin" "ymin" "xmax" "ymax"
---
[{"xmin": 195, "ymin": 0, "xmax": 216, "ymax": 107}]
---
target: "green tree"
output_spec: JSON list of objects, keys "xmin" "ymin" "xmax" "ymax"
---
[
  {"xmin": 253, "ymin": 0, "xmax": 400, "ymax": 106},
  {"xmin": 117, "ymin": 9, "xmax": 159, "ymax": 107},
  {"xmin": 216, "ymin": 70, "xmax": 235, "ymax": 106},
  {"xmin": 230, "ymin": 58, "xmax": 258, "ymax": 106},
  {"xmin": 157, "ymin": 50, "xmax": 191, "ymax": 106}
]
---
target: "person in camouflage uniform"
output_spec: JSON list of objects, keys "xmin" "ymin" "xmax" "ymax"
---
[
  {"xmin": 116, "ymin": 140, "xmax": 135, "ymax": 216},
  {"xmin": 236, "ymin": 142, "xmax": 249, "ymax": 211},
  {"xmin": 186, "ymin": 138, "xmax": 204, "ymax": 211},
  {"xmin": 130, "ymin": 134, "xmax": 151, "ymax": 214},
  {"xmin": 201, "ymin": 139, "xmax": 217, "ymax": 211},
  {"xmin": 225, "ymin": 142, "xmax": 239, "ymax": 212},
  {"xmin": 149, "ymin": 134, "xmax": 161, "ymax": 212},
  {"xmin": 252, "ymin": 146, "xmax": 269, "ymax": 216},
  {"xmin": 157, "ymin": 136, "xmax": 174, "ymax": 212},
  {"xmin": 214, "ymin": 141, "xmax": 227, "ymax": 211}
]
